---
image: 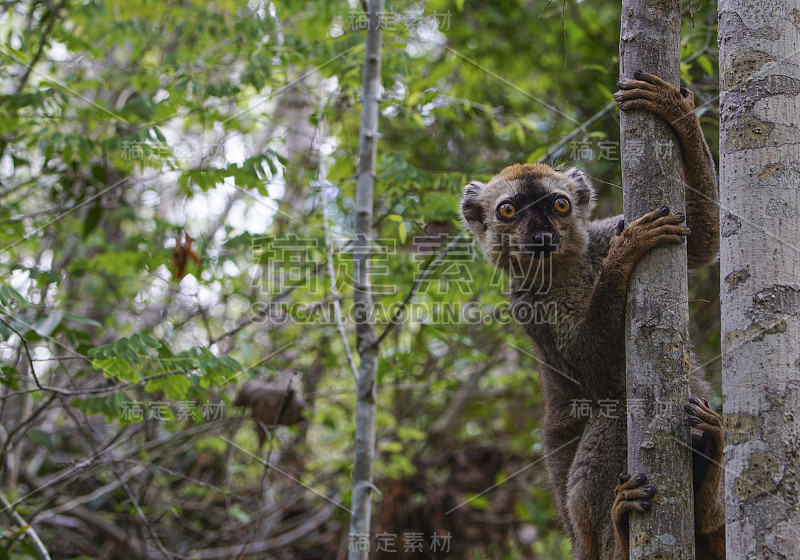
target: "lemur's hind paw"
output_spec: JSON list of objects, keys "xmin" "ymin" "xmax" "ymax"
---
[
  {"xmin": 686, "ymin": 397, "xmax": 723, "ymax": 491},
  {"xmin": 612, "ymin": 472, "xmax": 657, "ymax": 533},
  {"xmin": 612, "ymin": 472, "xmax": 657, "ymax": 557}
]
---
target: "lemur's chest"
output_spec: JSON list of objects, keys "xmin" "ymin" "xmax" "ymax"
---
[{"xmin": 509, "ymin": 277, "xmax": 593, "ymax": 337}]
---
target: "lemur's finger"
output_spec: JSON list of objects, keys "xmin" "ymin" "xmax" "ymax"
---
[
  {"xmin": 614, "ymin": 89, "xmax": 659, "ymax": 103},
  {"xmin": 636, "ymin": 206, "xmax": 671, "ymax": 224},
  {"xmin": 649, "ymin": 213, "xmax": 686, "ymax": 227},
  {"xmin": 633, "ymin": 70, "xmax": 671, "ymax": 89},
  {"xmin": 616, "ymin": 78, "xmax": 658, "ymax": 92}
]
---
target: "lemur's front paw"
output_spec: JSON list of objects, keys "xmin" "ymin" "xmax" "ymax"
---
[
  {"xmin": 613, "ymin": 472, "xmax": 657, "ymax": 550},
  {"xmin": 614, "ymin": 70, "xmax": 695, "ymax": 127},
  {"xmin": 609, "ymin": 206, "xmax": 690, "ymax": 266},
  {"xmin": 686, "ymin": 397, "xmax": 724, "ymax": 492}
]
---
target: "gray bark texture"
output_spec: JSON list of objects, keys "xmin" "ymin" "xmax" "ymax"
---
[
  {"xmin": 718, "ymin": 1, "xmax": 800, "ymax": 557},
  {"xmin": 619, "ymin": 1, "xmax": 696, "ymax": 558},
  {"xmin": 348, "ymin": 1, "xmax": 384, "ymax": 559}
]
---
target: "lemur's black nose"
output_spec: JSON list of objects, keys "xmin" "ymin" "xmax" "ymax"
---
[
  {"xmin": 530, "ymin": 232, "xmax": 559, "ymax": 256},
  {"xmin": 532, "ymin": 232, "xmax": 553, "ymax": 246}
]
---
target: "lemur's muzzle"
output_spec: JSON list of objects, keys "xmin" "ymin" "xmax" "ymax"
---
[{"xmin": 529, "ymin": 231, "xmax": 560, "ymax": 258}]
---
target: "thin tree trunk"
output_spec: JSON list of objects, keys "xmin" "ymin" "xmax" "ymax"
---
[
  {"xmin": 619, "ymin": 1, "xmax": 696, "ymax": 558},
  {"xmin": 718, "ymin": 2, "xmax": 800, "ymax": 557},
  {"xmin": 348, "ymin": 2, "xmax": 384, "ymax": 559}
]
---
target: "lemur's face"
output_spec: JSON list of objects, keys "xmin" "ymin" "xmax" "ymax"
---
[{"xmin": 461, "ymin": 163, "xmax": 596, "ymax": 274}]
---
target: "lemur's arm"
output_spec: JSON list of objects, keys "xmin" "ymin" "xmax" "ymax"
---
[
  {"xmin": 615, "ymin": 70, "xmax": 719, "ymax": 269},
  {"xmin": 571, "ymin": 208, "xmax": 690, "ymax": 393}
]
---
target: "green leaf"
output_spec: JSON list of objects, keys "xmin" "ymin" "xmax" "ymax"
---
[
  {"xmin": 527, "ymin": 146, "xmax": 549, "ymax": 163},
  {"xmin": 0, "ymin": 285, "xmax": 29, "ymax": 308},
  {"xmin": 581, "ymin": 63, "xmax": 609, "ymax": 73},
  {"xmin": 230, "ymin": 504, "xmax": 251, "ymax": 524},
  {"xmin": 140, "ymin": 334, "xmax": 162, "ymax": 349},
  {"xmin": 380, "ymin": 441, "xmax": 403, "ymax": 453},
  {"xmin": 74, "ymin": 392, "xmax": 129, "ymax": 422},
  {"xmin": 397, "ymin": 426, "xmax": 426, "ymax": 441},
  {"xmin": 465, "ymin": 494, "xmax": 491, "ymax": 511},
  {"xmin": 696, "ymin": 55, "xmax": 714, "ymax": 76},
  {"xmin": 93, "ymin": 357, "xmax": 139, "ymax": 382},
  {"xmin": 34, "ymin": 311, "xmax": 64, "ymax": 338},
  {"xmin": 1, "ymin": 366, "xmax": 19, "ymax": 390},
  {"xmin": 128, "ymin": 333, "xmax": 147, "ymax": 353},
  {"xmin": 150, "ymin": 126, "xmax": 167, "ymax": 144},
  {"xmin": 63, "ymin": 313, "xmax": 103, "ymax": 329},
  {"xmin": 28, "ymin": 429, "xmax": 54, "ymax": 452},
  {"xmin": 113, "ymin": 338, "xmax": 129, "ymax": 355},
  {"xmin": 83, "ymin": 203, "xmax": 103, "ymax": 237},
  {"xmin": 327, "ymin": 157, "xmax": 354, "ymax": 182},
  {"xmin": 18, "ymin": 541, "xmax": 38, "ymax": 558},
  {"xmin": 513, "ymin": 124, "xmax": 525, "ymax": 146},
  {"xmin": 145, "ymin": 374, "xmax": 190, "ymax": 401}
]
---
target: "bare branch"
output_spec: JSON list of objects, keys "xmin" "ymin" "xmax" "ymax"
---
[
  {"xmin": 14, "ymin": 0, "xmax": 67, "ymax": 95},
  {"xmin": 348, "ymin": 3, "xmax": 384, "ymax": 557},
  {"xmin": 316, "ymin": 89, "xmax": 359, "ymax": 382},
  {"xmin": 0, "ymin": 488, "xmax": 52, "ymax": 560}
]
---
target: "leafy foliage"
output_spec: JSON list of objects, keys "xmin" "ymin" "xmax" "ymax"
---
[{"xmin": 0, "ymin": 0, "xmax": 720, "ymax": 558}]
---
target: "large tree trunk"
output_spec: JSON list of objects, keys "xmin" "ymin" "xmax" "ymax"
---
[
  {"xmin": 619, "ymin": 1, "xmax": 696, "ymax": 558},
  {"xmin": 718, "ymin": 1, "xmax": 800, "ymax": 557},
  {"xmin": 348, "ymin": 2, "xmax": 384, "ymax": 559}
]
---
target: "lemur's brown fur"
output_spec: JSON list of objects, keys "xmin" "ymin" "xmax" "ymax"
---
[{"xmin": 460, "ymin": 72, "xmax": 724, "ymax": 559}]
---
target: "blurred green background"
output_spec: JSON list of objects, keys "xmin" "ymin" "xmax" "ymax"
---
[{"xmin": 0, "ymin": 1, "xmax": 720, "ymax": 558}]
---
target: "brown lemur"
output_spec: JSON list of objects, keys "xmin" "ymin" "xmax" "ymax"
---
[{"xmin": 460, "ymin": 71, "xmax": 724, "ymax": 560}]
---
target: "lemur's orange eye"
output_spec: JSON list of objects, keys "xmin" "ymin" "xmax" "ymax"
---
[
  {"xmin": 497, "ymin": 202, "xmax": 517, "ymax": 220},
  {"xmin": 553, "ymin": 196, "xmax": 571, "ymax": 215}
]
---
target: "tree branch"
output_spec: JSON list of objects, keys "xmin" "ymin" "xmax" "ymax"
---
[
  {"xmin": 0, "ymin": 488, "xmax": 52, "ymax": 560},
  {"xmin": 317, "ymin": 90, "xmax": 359, "ymax": 382},
  {"xmin": 15, "ymin": 0, "xmax": 67, "ymax": 95}
]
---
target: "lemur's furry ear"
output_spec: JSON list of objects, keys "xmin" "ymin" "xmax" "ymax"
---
[
  {"xmin": 461, "ymin": 181, "xmax": 486, "ymax": 234},
  {"xmin": 564, "ymin": 167, "xmax": 596, "ymax": 210}
]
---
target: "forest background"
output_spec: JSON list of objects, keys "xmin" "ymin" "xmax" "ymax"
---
[{"xmin": 0, "ymin": 1, "xmax": 721, "ymax": 558}]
